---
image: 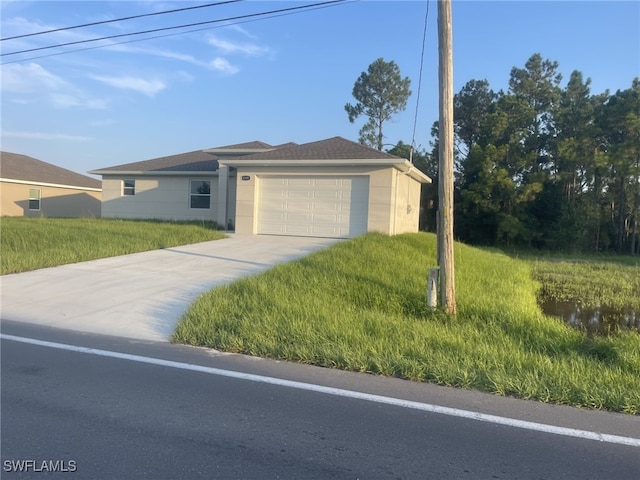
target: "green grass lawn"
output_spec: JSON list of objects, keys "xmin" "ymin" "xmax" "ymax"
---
[
  {"xmin": 0, "ymin": 217, "xmax": 226, "ymax": 274},
  {"xmin": 173, "ymin": 232, "xmax": 640, "ymax": 414}
]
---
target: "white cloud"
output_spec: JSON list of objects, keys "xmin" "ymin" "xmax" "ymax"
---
[
  {"xmin": 209, "ymin": 57, "xmax": 239, "ymax": 75},
  {"xmin": 50, "ymin": 94, "xmax": 109, "ymax": 110},
  {"xmin": 90, "ymin": 75, "xmax": 166, "ymax": 97},
  {"xmin": 1, "ymin": 130, "xmax": 92, "ymax": 142},
  {"xmin": 1, "ymin": 63, "xmax": 109, "ymax": 110},
  {"xmin": 208, "ymin": 35, "xmax": 271, "ymax": 57},
  {"xmin": 1, "ymin": 63, "xmax": 68, "ymax": 93},
  {"xmin": 225, "ymin": 24, "xmax": 258, "ymax": 40},
  {"xmin": 107, "ymin": 44, "xmax": 203, "ymax": 66}
]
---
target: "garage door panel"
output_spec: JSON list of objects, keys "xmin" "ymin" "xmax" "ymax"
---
[
  {"xmin": 284, "ymin": 224, "xmax": 313, "ymax": 235},
  {"xmin": 312, "ymin": 213, "xmax": 340, "ymax": 224},
  {"xmin": 312, "ymin": 178, "xmax": 341, "ymax": 187},
  {"xmin": 286, "ymin": 213, "xmax": 313, "ymax": 223},
  {"xmin": 284, "ymin": 201, "xmax": 311, "ymax": 211},
  {"xmin": 313, "ymin": 190, "xmax": 341, "ymax": 201},
  {"xmin": 287, "ymin": 190, "xmax": 313, "ymax": 200},
  {"xmin": 313, "ymin": 201, "xmax": 342, "ymax": 212},
  {"xmin": 257, "ymin": 176, "xmax": 369, "ymax": 238},
  {"xmin": 286, "ymin": 178, "xmax": 313, "ymax": 186},
  {"xmin": 260, "ymin": 211, "xmax": 285, "ymax": 222}
]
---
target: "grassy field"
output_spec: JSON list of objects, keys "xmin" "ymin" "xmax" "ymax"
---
[
  {"xmin": 523, "ymin": 254, "xmax": 640, "ymax": 312},
  {"xmin": 173, "ymin": 232, "xmax": 640, "ymax": 414},
  {"xmin": 0, "ymin": 217, "xmax": 226, "ymax": 274}
]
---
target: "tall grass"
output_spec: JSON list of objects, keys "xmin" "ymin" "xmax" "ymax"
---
[
  {"xmin": 173, "ymin": 232, "xmax": 640, "ymax": 414},
  {"xmin": 526, "ymin": 257, "xmax": 640, "ymax": 311},
  {"xmin": 0, "ymin": 217, "xmax": 226, "ymax": 274}
]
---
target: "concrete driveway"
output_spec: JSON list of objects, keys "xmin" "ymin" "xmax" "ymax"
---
[{"xmin": 0, "ymin": 235, "xmax": 340, "ymax": 342}]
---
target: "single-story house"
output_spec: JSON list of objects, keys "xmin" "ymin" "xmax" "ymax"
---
[
  {"xmin": 0, "ymin": 152, "xmax": 102, "ymax": 217},
  {"xmin": 90, "ymin": 136, "xmax": 431, "ymax": 238}
]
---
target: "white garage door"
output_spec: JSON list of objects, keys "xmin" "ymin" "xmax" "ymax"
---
[{"xmin": 257, "ymin": 176, "xmax": 369, "ymax": 238}]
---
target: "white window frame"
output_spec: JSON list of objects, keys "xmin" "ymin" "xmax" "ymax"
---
[
  {"xmin": 189, "ymin": 179, "xmax": 211, "ymax": 209},
  {"xmin": 122, "ymin": 179, "xmax": 135, "ymax": 196},
  {"xmin": 29, "ymin": 188, "xmax": 41, "ymax": 211}
]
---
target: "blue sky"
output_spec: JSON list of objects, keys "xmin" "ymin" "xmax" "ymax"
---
[{"xmin": 1, "ymin": 0, "xmax": 638, "ymax": 178}]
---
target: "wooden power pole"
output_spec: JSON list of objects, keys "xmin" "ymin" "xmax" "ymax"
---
[{"xmin": 437, "ymin": 0, "xmax": 456, "ymax": 314}]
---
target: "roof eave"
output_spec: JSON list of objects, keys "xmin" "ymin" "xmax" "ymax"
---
[
  {"xmin": 89, "ymin": 170, "xmax": 220, "ymax": 176},
  {"xmin": 0, "ymin": 177, "xmax": 102, "ymax": 191},
  {"xmin": 203, "ymin": 148, "xmax": 276, "ymax": 155},
  {"xmin": 395, "ymin": 161, "xmax": 433, "ymax": 184},
  {"xmin": 218, "ymin": 158, "xmax": 404, "ymax": 167}
]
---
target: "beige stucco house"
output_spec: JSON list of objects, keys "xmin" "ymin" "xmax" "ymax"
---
[
  {"xmin": 91, "ymin": 137, "xmax": 431, "ymax": 238},
  {"xmin": 0, "ymin": 152, "xmax": 102, "ymax": 217}
]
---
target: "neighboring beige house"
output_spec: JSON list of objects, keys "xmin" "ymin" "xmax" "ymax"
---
[
  {"xmin": 91, "ymin": 137, "xmax": 431, "ymax": 238},
  {"xmin": 0, "ymin": 152, "xmax": 102, "ymax": 217}
]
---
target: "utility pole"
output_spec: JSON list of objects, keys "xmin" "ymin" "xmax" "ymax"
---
[{"xmin": 437, "ymin": 0, "xmax": 456, "ymax": 314}]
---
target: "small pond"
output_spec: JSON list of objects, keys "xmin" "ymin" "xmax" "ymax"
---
[{"xmin": 540, "ymin": 300, "xmax": 640, "ymax": 336}]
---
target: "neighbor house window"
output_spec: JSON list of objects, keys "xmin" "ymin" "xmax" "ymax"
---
[
  {"xmin": 190, "ymin": 180, "xmax": 211, "ymax": 209},
  {"xmin": 29, "ymin": 188, "xmax": 41, "ymax": 211},
  {"xmin": 123, "ymin": 179, "xmax": 135, "ymax": 196}
]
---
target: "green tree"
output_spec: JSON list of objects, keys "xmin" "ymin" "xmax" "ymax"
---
[
  {"xmin": 597, "ymin": 80, "xmax": 640, "ymax": 253},
  {"xmin": 345, "ymin": 58, "xmax": 411, "ymax": 150},
  {"xmin": 453, "ymin": 79, "xmax": 496, "ymax": 155},
  {"xmin": 539, "ymin": 70, "xmax": 596, "ymax": 250}
]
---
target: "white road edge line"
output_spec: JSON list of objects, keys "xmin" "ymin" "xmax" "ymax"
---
[{"xmin": 3, "ymin": 333, "xmax": 639, "ymax": 448}]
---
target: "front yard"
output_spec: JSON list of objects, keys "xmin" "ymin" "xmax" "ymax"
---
[
  {"xmin": 2, "ymin": 218, "xmax": 638, "ymax": 413},
  {"xmin": 0, "ymin": 217, "xmax": 225, "ymax": 274},
  {"xmin": 173, "ymin": 232, "xmax": 640, "ymax": 414}
]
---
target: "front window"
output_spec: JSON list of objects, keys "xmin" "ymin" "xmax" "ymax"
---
[
  {"xmin": 123, "ymin": 179, "xmax": 135, "ymax": 196},
  {"xmin": 190, "ymin": 180, "xmax": 211, "ymax": 209},
  {"xmin": 29, "ymin": 188, "xmax": 41, "ymax": 210}
]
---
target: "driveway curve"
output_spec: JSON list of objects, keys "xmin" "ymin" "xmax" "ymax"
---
[{"xmin": 0, "ymin": 235, "xmax": 339, "ymax": 342}]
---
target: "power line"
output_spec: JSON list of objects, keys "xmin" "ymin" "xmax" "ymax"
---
[
  {"xmin": 0, "ymin": 1, "xmax": 243, "ymax": 42},
  {"xmin": 1, "ymin": 1, "xmax": 353, "ymax": 65},
  {"xmin": 410, "ymin": 0, "xmax": 431, "ymax": 156},
  {"xmin": 1, "ymin": 0, "xmax": 348, "ymax": 58}
]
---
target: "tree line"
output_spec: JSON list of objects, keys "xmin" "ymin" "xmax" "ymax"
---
[
  {"xmin": 345, "ymin": 54, "xmax": 639, "ymax": 253},
  {"xmin": 410, "ymin": 54, "xmax": 639, "ymax": 254}
]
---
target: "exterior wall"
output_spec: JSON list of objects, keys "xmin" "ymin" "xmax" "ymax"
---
[
  {"xmin": 0, "ymin": 180, "xmax": 101, "ymax": 217},
  {"xmin": 226, "ymin": 173, "xmax": 237, "ymax": 229},
  {"xmin": 367, "ymin": 168, "xmax": 395, "ymax": 234},
  {"xmin": 101, "ymin": 175, "xmax": 219, "ymax": 222},
  {"xmin": 391, "ymin": 170, "xmax": 422, "ymax": 234},
  {"xmin": 231, "ymin": 165, "xmax": 421, "ymax": 235}
]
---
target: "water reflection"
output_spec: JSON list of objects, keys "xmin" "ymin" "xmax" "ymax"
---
[{"xmin": 540, "ymin": 300, "xmax": 640, "ymax": 336}]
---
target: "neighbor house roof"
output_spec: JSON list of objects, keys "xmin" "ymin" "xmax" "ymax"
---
[{"xmin": 0, "ymin": 152, "xmax": 101, "ymax": 190}]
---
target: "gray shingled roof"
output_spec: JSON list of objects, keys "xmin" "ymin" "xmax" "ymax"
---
[
  {"xmin": 92, "ymin": 141, "xmax": 280, "ymax": 173},
  {"xmin": 237, "ymin": 137, "xmax": 403, "ymax": 161},
  {"xmin": 93, "ymin": 150, "xmax": 219, "ymax": 173},
  {"xmin": 0, "ymin": 152, "xmax": 101, "ymax": 189},
  {"xmin": 91, "ymin": 137, "xmax": 405, "ymax": 175},
  {"xmin": 215, "ymin": 140, "xmax": 274, "ymax": 150}
]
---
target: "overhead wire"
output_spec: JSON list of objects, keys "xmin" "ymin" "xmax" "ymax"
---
[
  {"xmin": 410, "ymin": 0, "xmax": 431, "ymax": 161},
  {"xmin": 0, "ymin": 0, "xmax": 243, "ymax": 41},
  {"xmin": 1, "ymin": 0, "xmax": 348, "ymax": 58},
  {"xmin": 1, "ymin": 1, "xmax": 354, "ymax": 66}
]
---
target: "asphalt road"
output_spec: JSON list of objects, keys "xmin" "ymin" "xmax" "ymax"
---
[{"xmin": 2, "ymin": 321, "xmax": 639, "ymax": 480}]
